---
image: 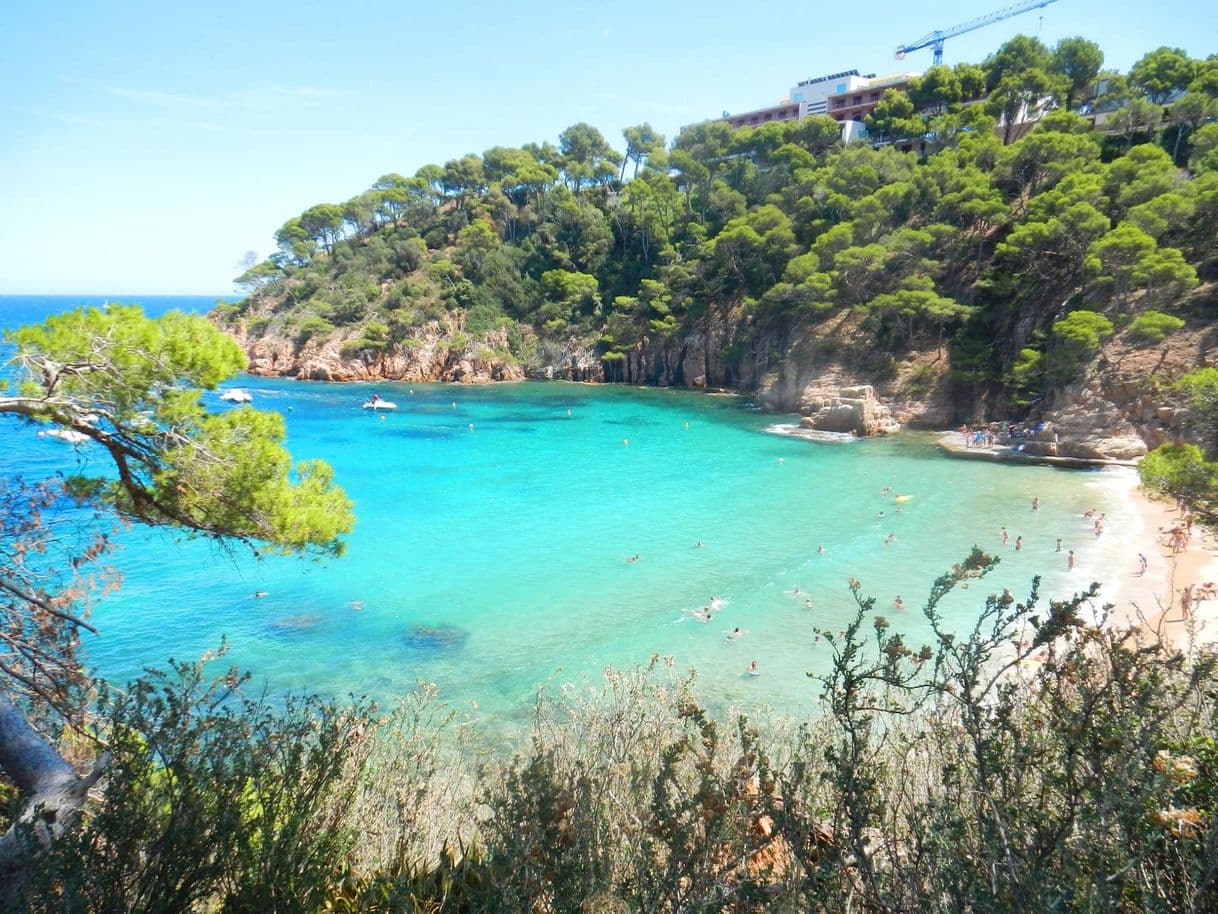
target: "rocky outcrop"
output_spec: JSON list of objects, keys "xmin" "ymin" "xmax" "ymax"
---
[
  {"xmin": 797, "ymin": 385, "xmax": 901, "ymax": 437},
  {"xmin": 1037, "ymin": 391, "xmax": 1148, "ymax": 461},
  {"xmin": 235, "ymin": 320, "xmax": 525, "ymax": 384}
]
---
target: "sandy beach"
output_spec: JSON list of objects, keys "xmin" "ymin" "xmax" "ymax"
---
[{"xmin": 1118, "ymin": 484, "xmax": 1218, "ymax": 652}]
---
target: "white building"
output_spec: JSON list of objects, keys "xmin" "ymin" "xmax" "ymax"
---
[{"xmin": 788, "ymin": 69, "xmax": 872, "ymax": 117}]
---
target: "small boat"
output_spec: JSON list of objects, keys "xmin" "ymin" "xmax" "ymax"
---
[
  {"xmin": 220, "ymin": 388, "xmax": 253, "ymax": 403},
  {"xmin": 39, "ymin": 428, "xmax": 90, "ymax": 444},
  {"xmin": 362, "ymin": 398, "xmax": 397, "ymax": 410}
]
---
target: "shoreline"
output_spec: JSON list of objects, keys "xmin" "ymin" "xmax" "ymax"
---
[{"xmin": 1118, "ymin": 484, "xmax": 1218, "ymax": 652}]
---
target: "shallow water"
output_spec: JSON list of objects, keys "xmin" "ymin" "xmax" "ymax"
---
[{"xmin": 1, "ymin": 297, "xmax": 1142, "ymax": 731}]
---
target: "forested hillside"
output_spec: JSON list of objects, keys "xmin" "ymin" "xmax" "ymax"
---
[{"xmin": 219, "ymin": 38, "xmax": 1218, "ymax": 440}]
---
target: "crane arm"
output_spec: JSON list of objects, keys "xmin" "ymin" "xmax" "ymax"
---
[{"xmin": 895, "ymin": 0, "xmax": 1060, "ymax": 57}]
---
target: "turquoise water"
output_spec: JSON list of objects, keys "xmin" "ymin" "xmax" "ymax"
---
[{"xmin": 1, "ymin": 297, "xmax": 1141, "ymax": 730}]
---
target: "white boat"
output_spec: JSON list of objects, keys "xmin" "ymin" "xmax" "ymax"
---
[
  {"xmin": 362, "ymin": 398, "xmax": 397, "ymax": 410},
  {"xmin": 220, "ymin": 388, "xmax": 253, "ymax": 403},
  {"xmin": 39, "ymin": 428, "xmax": 90, "ymax": 444}
]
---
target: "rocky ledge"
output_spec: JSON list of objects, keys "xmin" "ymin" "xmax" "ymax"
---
[{"xmin": 797, "ymin": 385, "xmax": 901, "ymax": 437}]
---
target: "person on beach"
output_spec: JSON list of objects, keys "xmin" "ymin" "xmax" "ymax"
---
[
  {"xmin": 1138, "ymin": 553, "xmax": 1148, "ymax": 574},
  {"xmin": 1068, "ymin": 550, "xmax": 1076, "ymax": 569},
  {"xmin": 1001, "ymin": 527, "xmax": 1009, "ymax": 545},
  {"xmin": 1181, "ymin": 586, "xmax": 1193, "ymax": 620},
  {"xmin": 960, "ymin": 425, "xmax": 970, "ymax": 448},
  {"xmin": 1056, "ymin": 537, "xmax": 1063, "ymax": 552},
  {"xmin": 1015, "ymin": 536, "xmax": 1023, "ymax": 551}
]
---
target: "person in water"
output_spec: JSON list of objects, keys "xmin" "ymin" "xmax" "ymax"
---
[
  {"xmin": 727, "ymin": 627, "xmax": 744, "ymax": 641},
  {"xmin": 1015, "ymin": 536, "xmax": 1023, "ymax": 551},
  {"xmin": 892, "ymin": 596, "xmax": 906, "ymax": 610},
  {"xmin": 747, "ymin": 661, "xmax": 759, "ymax": 676}
]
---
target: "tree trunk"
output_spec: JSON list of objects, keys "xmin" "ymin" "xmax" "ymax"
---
[{"xmin": 0, "ymin": 694, "xmax": 107, "ymax": 880}]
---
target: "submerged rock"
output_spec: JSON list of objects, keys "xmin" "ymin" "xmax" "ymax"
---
[
  {"xmin": 271, "ymin": 613, "xmax": 326, "ymax": 632},
  {"xmin": 404, "ymin": 624, "xmax": 468, "ymax": 650}
]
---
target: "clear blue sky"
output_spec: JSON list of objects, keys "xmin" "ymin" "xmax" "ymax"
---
[{"xmin": 2, "ymin": 0, "xmax": 1214, "ymax": 295}]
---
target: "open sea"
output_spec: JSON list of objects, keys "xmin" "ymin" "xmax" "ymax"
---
[{"xmin": 1, "ymin": 295, "xmax": 1144, "ymax": 731}]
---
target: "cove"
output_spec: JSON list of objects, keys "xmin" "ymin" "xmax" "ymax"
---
[{"xmin": 5, "ymin": 372, "xmax": 1136, "ymax": 732}]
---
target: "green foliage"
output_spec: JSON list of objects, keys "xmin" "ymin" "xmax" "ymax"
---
[
  {"xmin": 22, "ymin": 655, "xmax": 376, "ymax": 913},
  {"xmin": 229, "ymin": 30, "xmax": 1214, "ymax": 411},
  {"xmin": 1140, "ymin": 443, "xmax": 1218, "ymax": 507},
  {"xmin": 296, "ymin": 314, "xmax": 334, "ymax": 342},
  {"xmin": 1131, "ymin": 46, "xmax": 1198, "ymax": 103},
  {"xmin": 1128, "ymin": 309, "xmax": 1185, "ymax": 343},
  {"xmin": 1051, "ymin": 309, "xmax": 1114, "ymax": 352}
]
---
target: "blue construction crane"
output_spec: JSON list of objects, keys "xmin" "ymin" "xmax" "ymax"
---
[{"xmin": 895, "ymin": 0, "xmax": 1061, "ymax": 67}]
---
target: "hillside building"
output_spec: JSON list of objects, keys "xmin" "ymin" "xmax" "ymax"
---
[{"xmin": 826, "ymin": 71, "xmax": 920, "ymax": 123}]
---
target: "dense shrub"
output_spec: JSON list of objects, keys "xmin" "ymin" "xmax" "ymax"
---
[{"xmin": 1130, "ymin": 309, "xmax": 1186, "ymax": 343}]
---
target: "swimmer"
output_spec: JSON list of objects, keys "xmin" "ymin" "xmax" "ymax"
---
[
  {"xmin": 1068, "ymin": 549, "xmax": 1076, "ymax": 570},
  {"xmin": 892, "ymin": 596, "xmax": 906, "ymax": 611},
  {"xmin": 567, "ymin": 408, "xmax": 572, "ymax": 416},
  {"xmin": 1000, "ymin": 526, "xmax": 1009, "ymax": 545},
  {"xmin": 1083, "ymin": 508, "xmax": 1095, "ymax": 519},
  {"xmin": 410, "ymin": 389, "xmax": 414, "ymax": 395},
  {"xmin": 683, "ymin": 421, "xmax": 689, "ymax": 429},
  {"xmin": 627, "ymin": 554, "xmax": 641, "ymax": 563},
  {"xmin": 880, "ymin": 486, "xmax": 892, "ymax": 495},
  {"xmin": 1015, "ymin": 536, "xmax": 1023, "ymax": 552},
  {"xmin": 877, "ymin": 511, "xmax": 886, "ymax": 519},
  {"xmin": 623, "ymin": 438, "xmax": 629, "ymax": 446},
  {"xmin": 1032, "ymin": 497, "xmax": 1040, "ymax": 511},
  {"xmin": 253, "ymin": 591, "xmax": 269, "ymax": 599},
  {"xmin": 348, "ymin": 600, "xmax": 364, "ymax": 611},
  {"xmin": 1056, "ymin": 537, "xmax": 1063, "ymax": 552},
  {"xmin": 746, "ymin": 661, "xmax": 760, "ymax": 676},
  {"xmin": 817, "ymin": 544, "xmax": 826, "ymax": 555},
  {"xmin": 694, "ymin": 540, "xmax": 705, "ymax": 548},
  {"xmin": 884, "ymin": 533, "xmax": 895, "ymax": 546},
  {"xmin": 469, "ymin": 423, "xmax": 475, "ymax": 430},
  {"xmin": 451, "ymin": 400, "xmax": 457, "ymax": 408},
  {"xmin": 726, "ymin": 627, "xmax": 744, "ymax": 641},
  {"xmin": 803, "ymin": 598, "xmax": 814, "ymax": 608},
  {"xmin": 778, "ymin": 457, "xmax": 785, "ymax": 463}
]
